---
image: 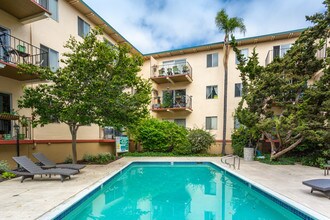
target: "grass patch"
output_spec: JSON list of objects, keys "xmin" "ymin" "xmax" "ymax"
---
[
  {"xmin": 123, "ymin": 152, "xmax": 221, "ymax": 157},
  {"xmin": 257, "ymin": 154, "xmax": 296, "ymax": 165}
]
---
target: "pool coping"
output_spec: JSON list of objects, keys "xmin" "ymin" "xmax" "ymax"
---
[{"xmin": 38, "ymin": 160, "xmax": 329, "ymax": 220}]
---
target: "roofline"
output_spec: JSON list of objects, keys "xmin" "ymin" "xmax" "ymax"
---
[
  {"xmin": 143, "ymin": 28, "xmax": 306, "ymax": 57},
  {"xmin": 71, "ymin": 1, "xmax": 306, "ymax": 58},
  {"xmin": 79, "ymin": 0, "xmax": 143, "ymax": 55}
]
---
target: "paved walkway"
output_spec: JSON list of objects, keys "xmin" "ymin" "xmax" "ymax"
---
[{"xmin": 0, "ymin": 157, "xmax": 329, "ymax": 219}]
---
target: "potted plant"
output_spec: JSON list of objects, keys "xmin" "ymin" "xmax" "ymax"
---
[
  {"xmin": 243, "ymin": 128, "xmax": 259, "ymax": 161},
  {"xmin": 182, "ymin": 65, "xmax": 189, "ymax": 74},
  {"xmin": 19, "ymin": 115, "xmax": 29, "ymax": 140},
  {"xmin": 162, "ymin": 92, "xmax": 172, "ymax": 108}
]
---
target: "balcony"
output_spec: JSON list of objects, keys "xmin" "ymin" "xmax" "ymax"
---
[
  {"xmin": 0, "ymin": 0, "xmax": 50, "ymax": 24},
  {"xmin": 0, "ymin": 33, "xmax": 47, "ymax": 81},
  {"xmin": 265, "ymin": 45, "xmax": 327, "ymax": 65},
  {"xmin": 265, "ymin": 48, "xmax": 290, "ymax": 65},
  {"xmin": 151, "ymin": 93, "xmax": 193, "ymax": 113},
  {"xmin": 150, "ymin": 61, "xmax": 193, "ymax": 84}
]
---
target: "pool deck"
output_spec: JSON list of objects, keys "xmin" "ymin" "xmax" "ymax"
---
[{"xmin": 0, "ymin": 157, "xmax": 329, "ymax": 219}]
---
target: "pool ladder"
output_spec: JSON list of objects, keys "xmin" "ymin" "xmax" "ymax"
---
[{"xmin": 221, "ymin": 155, "xmax": 240, "ymax": 170}]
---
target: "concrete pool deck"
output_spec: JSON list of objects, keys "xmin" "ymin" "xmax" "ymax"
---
[{"xmin": 0, "ymin": 157, "xmax": 329, "ymax": 219}]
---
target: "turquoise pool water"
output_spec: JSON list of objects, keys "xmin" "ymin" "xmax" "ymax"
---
[{"xmin": 57, "ymin": 162, "xmax": 313, "ymax": 220}]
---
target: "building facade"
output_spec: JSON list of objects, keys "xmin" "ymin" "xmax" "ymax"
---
[{"xmin": 0, "ymin": 0, "xmax": 304, "ymax": 167}]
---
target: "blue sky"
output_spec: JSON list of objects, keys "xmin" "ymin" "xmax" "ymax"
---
[{"xmin": 83, "ymin": 0, "xmax": 325, "ymax": 54}]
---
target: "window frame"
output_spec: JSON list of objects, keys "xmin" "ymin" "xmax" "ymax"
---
[
  {"xmin": 206, "ymin": 53, "xmax": 218, "ymax": 68},
  {"xmin": 206, "ymin": 85, "xmax": 218, "ymax": 99},
  {"xmin": 235, "ymin": 48, "xmax": 248, "ymax": 64},
  {"xmin": 234, "ymin": 83, "xmax": 243, "ymax": 97},
  {"xmin": 0, "ymin": 92, "xmax": 12, "ymax": 134},
  {"xmin": 205, "ymin": 116, "xmax": 217, "ymax": 130},
  {"xmin": 40, "ymin": 44, "xmax": 59, "ymax": 72},
  {"xmin": 39, "ymin": 0, "xmax": 58, "ymax": 21},
  {"xmin": 78, "ymin": 17, "xmax": 90, "ymax": 38}
]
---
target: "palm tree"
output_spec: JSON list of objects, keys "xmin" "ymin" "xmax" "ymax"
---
[{"xmin": 215, "ymin": 9, "xmax": 246, "ymax": 155}]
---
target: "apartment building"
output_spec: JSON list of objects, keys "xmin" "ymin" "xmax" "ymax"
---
[
  {"xmin": 0, "ymin": 0, "xmax": 142, "ymax": 167},
  {"xmin": 0, "ymin": 0, "xmax": 303, "ymax": 166},
  {"xmin": 141, "ymin": 31, "xmax": 301, "ymax": 154}
]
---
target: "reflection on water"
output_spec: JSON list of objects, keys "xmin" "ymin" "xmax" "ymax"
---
[{"xmin": 65, "ymin": 164, "xmax": 302, "ymax": 220}]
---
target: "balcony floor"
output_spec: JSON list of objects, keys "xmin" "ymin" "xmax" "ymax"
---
[
  {"xmin": 151, "ymin": 73, "xmax": 192, "ymax": 84},
  {"xmin": 0, "ymin": 61, "xmax": 39, "ymax": 81}
]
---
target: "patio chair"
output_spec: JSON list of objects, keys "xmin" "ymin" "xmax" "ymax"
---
[
  {"xmin": 11, "ymin": 156, "xmax": 78, "ymax": 182},
  {"xmin": 302, "ymin": 179, "xmax": 330, "ymax": 199},
  {"xmin": 33, "ymin": 152, "xmax": 85, "ymax": 172}
]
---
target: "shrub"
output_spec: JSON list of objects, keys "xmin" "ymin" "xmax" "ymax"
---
[
  {"xmin": 136, "ymin": 118, "xmax": 189, "ymax": 153},
  {"xmin": 188, "ymin": 128, "xmax": 215, "ymax": 153},
  {"xmin": 0, "ymin": 160, "xmax": 9, "ymax": 173},
  {"xmin": 83, "ymin": 153, "xmax": 115, "ymax": 164},
  {"xmin": 1, "ymin": 172, "xmax": 16, "ymax": 179},
  {"xmin": 64, "ymin": 155, "xmax": 73, "ymax": 164},
  {"xmin": 231, "ymin": 126, "xmax": 250, "ymax": 157}
]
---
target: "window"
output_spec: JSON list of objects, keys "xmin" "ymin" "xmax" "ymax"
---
[
  {"xmin": 273, "ymin": 44, "xmax": 291, "ymax": 59},
  {"xmin": 205, "ymin": 181, "xmax": 216, "ymax": 195},
  {"xmin": 162, "ymin": 119, "xmax": 186, "ymax": 128},
  {"xmin": 162, "ymin": 89, "xmax": 186, "ymax": 108},
  {"xmin": 206, "ymin": 53, "xmax": 218, "ymax": 68},
  {"xmin": 234, "ymin": 117, "xmax": 241, "ymax": 130},
  {"xmin": 235, "ymin": 83, "xmax": 242, "ymax": 97},
  {"xmin": 39, "ymin": 0, "xmax": 58, "ymax": 21},
  {"xmin": 206, "ymin": 85, "xmax": 218, "ymax": 99},
  {"xmin": 204, "ymin": 211, "xmax": 216, "ymax": 220},
  {"xmin": 235, "ymin": 48, "xmax": 248, "ymax": 64},
  {"xmin": 78, "ymin": 17, "xmax": 90, "ymax": 37},
  {"xmin": 40, "ymin": 45, "xmax": 59, "ymax": 72},
  {"xmin": 103, "ymin": 38, "xmax": 114, "ymax": 47},
  {"xmin": 206, "ymin": 116, "xmax": 217, "ymax": 130},
  {"xmin": 174, "ymin": 119, "xmax": 186, "ymax": 127},
  {"xmin": 0, "ymin": 93, "xmax": 12, "ymax": 135}
]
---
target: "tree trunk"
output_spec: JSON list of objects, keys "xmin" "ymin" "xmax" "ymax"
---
[
  {"xmin": 270, "ymin": 136, "xmax": 304, "ymax": 160},
  {"xmin": 263, "ymin": 131, "xmax": 276, "ymax": 155},
  {"xmin": 69, "ymin": 124, "xmax": 79, "ymax": 164},
  {"xmin": 222, "ymin": 36, "xmax": 230, "ymax": 155}
]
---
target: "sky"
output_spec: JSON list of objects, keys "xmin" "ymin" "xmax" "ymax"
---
[{"xmin": 83, "ymin": 0, "xmax": 325, "ymax": 54}]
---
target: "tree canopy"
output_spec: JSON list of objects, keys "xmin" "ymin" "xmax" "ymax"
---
[
  {"xmin": 18, "ymin": 29, "xmax": 151, "ymax": 163},
  {"xmin": 232, "ymin": 1, "xmax": 329, "ymax": 161}
]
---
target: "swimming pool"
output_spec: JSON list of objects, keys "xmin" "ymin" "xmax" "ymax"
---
[{"xmin": 52, "ymin": 162, "xmax": 317, "ymax": 220}]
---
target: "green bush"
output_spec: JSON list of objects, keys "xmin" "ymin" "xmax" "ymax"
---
[
  {"xmin": 231, "ymin": 127, "xmax": 250, "ymax": 157},
  {"xmin": 64, "ymin": 155, "xmax": 73, "ymax": 164},
  {"xmin": 83, "ymin": 153, "xmax": 115, "ymax": 164},
  {"xmin": 0, "ymin": 160, "xmax": 9, "ymax": 173},
  {"xmin": 136, "ymin": 118, "xmax": 189, "ymax": 154},
  {"xmin": 188, "ymin": 128, "xmax": 215, "ymax": 153},
  {"xmin": 1, "ymin": 172, "xmax": 16, "ymax": 179}
]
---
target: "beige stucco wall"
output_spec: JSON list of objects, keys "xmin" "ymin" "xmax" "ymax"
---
[
  {"xmin": 144, "ymin": 37, "xmax": 298, "ymax": 146},
  {"xmin": 1, "ymin": 142, "xmax": 115, "ymax": 168},
  {"xmin": 0, "ymin": 2, "xmax": 118, "ymax": 142}
]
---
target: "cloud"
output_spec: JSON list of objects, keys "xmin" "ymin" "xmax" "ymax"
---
[{"xmin": 83, "ymin": 0, "xmax": 325, "ymax": 54}]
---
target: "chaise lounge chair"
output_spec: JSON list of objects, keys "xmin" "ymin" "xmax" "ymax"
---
[
  {"xmin": 33, "ymin": 152, "xmax": 85, "ymax": 172},
  {"xmin": 11, "ymin": 156, "xmax": 78, "ymax": 183},
  {"xmin": 302, "ymin": 179, "xmax": 330, "ymax": 199}
]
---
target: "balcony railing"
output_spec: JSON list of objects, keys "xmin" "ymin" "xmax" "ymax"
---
[
  {"xmin": 265, "ymin": 48, "xmax": 290, "ymax": 65},
  {"xmin": 0, "ymin": 33, "xmax": 47, "ymax": 80},
  {"xmin": 150, "ymin": 61, "xmax": 193, "ymax": 84},
  {"xmin": 0, "ymin": 33, "xmax": 47, "ymax": 66},
  {"xmin": 151, "ymin": 94, "xmax": 193, "ymax": 112},
  {"xmin": 266, "ymin": 45, "xmax": 327, "ymax": 65}
]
